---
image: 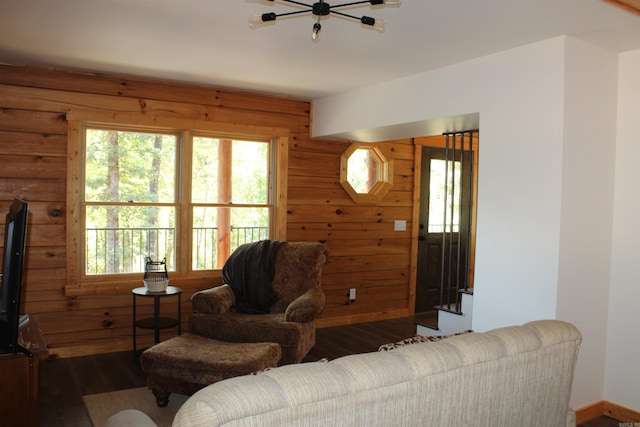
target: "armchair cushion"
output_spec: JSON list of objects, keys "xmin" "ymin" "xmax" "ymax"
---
[{"xmin": 190, "ymin": 313, "xmax": 304, "ymax": 345}]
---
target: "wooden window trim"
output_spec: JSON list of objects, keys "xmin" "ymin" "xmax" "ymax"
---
[
  {"xmin": 339, "ymin": 142, "xmax": 394, "ymax": 204},
  {"xmin": 66, "ymin": 110, "xmax": 288, "ymax": 296}
]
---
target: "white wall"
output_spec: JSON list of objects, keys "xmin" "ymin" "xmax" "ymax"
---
[
  {"xmin": 556, "ymin": 37, "xmax": 618, "ymax": 410},
  {"xmin": 605, "ymin": 48, "xmax": 640, "ymax": 411},
  {"xmin": 314, "ymin": 37, "xmax": 568, "ymax": 329},
  {"xmin": 313, "ymin": 36, "xmax": 625, "ymax": 410}
]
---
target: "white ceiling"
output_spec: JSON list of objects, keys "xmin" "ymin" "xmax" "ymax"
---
[{"xmin": 1, "ymin": 0, "xmax": 640, "ymax": 100}]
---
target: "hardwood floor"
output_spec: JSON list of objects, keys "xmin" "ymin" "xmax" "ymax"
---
[
  {"xmin": 39, "ymin": 351, "xmax": 147, "ymax": 426},
  {"xmin": 38, "ymin": 314, "xmax": 619, "ymax": 426},
  {"xmin": 579, "ymin": 416, "xmax": 624, "ymax": 427},
  {"xmin": 303, "ymin": 315, "xmax": 423, "ymax": 362}
]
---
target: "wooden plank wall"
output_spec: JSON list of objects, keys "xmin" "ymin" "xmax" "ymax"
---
[
  {"xmin": 287, "ymin": 138, "xmax": 415, "ymax": 325},
  {"xmin": 0, "ymin": 64, "xmax": 415, "ymax": 357}
]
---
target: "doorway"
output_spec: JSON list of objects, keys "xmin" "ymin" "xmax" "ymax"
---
[{"xmin": 414, "ymin": 132, "xmax": 478, "ymax": 315}]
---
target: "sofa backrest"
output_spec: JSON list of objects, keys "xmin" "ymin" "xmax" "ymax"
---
[{"xmin": 173, "ymin": 320, "xmax": 581, "ymax": 427}]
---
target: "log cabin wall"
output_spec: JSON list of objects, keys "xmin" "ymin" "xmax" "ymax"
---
[{"xmin": 0, "ymin": 64, "xmax": 415, "ymax": 357}]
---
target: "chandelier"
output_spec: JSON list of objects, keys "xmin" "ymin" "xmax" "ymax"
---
[{"xmin": 248, "ymin": 0, "xmax": 402, "ymax": 41}]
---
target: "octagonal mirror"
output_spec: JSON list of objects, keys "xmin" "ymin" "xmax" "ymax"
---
[{"xmin": 340, "ymin": 142, "xmax": 393, "ymax": 203}]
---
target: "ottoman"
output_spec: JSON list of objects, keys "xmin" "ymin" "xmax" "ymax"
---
[{"xmin": 140, "ymin": 333, "xmax": 282, "ymax": 407}]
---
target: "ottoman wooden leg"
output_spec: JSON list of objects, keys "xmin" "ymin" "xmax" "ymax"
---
[{"xmin": 152, "ymin": 388, "xmax": 170, "ymax": 408}]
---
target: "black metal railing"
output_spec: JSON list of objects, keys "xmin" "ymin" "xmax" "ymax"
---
[
  {"xmin": 437, "ymin": 130, "xmax": 476, "ymax": 314},
  {"xmin": 192, "ymin": 226, "xmax": 269, "ymax": 270},
  {"xmin": 86, "ymin": 226, "xmax": 267, "ymax": 274}
]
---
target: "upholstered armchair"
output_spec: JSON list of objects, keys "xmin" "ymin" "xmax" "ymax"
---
[{"xmin": 189, "ymin": 241, "xmax": 329, "ymax": 365}]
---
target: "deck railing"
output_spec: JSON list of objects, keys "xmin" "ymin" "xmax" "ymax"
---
[{"xmin": 86, "ymin": 226, "xmax": 268, "ymax": 274}]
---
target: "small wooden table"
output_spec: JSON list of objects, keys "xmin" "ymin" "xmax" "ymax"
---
[{"xmin": 132, "ymin": 286, "xmax": 182, "ymax": 356}]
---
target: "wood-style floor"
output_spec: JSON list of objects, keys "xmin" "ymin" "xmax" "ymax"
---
[{"xmin": 38, "ymin": 314, "xmax": 618, "ymax": 427}]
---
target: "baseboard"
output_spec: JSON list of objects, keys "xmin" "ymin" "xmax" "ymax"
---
[
  {"xmin": 317, "ymin": 309, "xmax": 411, "ymax": 328},
  {"xmin": 49, "ymin": 333, "xmax": 168, "ymax": 358},
  {"xmin": 604, "ymin": 401, "xmax": 640, "ymax": 423},
  {"xmin": 576, "ymin": 400, "xmax": 640, "ymax": 424},
  {"xmin": 576, "ymin": 401, "xmax": 605, "ymax": 424}
]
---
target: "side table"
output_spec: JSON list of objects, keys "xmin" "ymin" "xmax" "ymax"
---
[{"xmin": 132, "ymin": 286, "xmax": 182, "ymax": 356}]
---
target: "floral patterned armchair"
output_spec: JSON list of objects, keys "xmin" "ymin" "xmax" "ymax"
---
[{"xmin": 189, "ymin": 241, "xmax": 329, "ymax": 365}]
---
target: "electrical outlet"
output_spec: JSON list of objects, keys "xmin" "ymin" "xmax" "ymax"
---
[{"xmin": 349, "ymin": 288, "xmax": 356, "ymax": 300}]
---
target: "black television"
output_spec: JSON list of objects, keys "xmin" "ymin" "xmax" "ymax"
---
[{"xmin": 0, "ymin": 198, "xmax": 29, "ymax": 355}]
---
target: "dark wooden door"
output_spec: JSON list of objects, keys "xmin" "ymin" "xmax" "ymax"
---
[{"xmin": 415, "ymin": 146, "xmax": 472, "ymax": 313}]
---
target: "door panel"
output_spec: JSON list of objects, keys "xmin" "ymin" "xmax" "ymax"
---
[{"xmin": 415, "ymin": 144, "xmax": 473, "ymax": 313}]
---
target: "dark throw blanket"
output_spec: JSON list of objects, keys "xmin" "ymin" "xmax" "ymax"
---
[{"xmin": 222, "ymin": 240, "xmax": 285, "ymax": 314}]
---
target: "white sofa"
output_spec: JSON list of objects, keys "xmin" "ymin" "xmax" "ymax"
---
[{"xmin": 108, "ymin": 319, "xmax": 581, "ymax": 427}]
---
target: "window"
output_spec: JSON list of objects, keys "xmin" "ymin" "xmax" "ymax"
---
[
  {"xmin": 427, "ymin": 159, "xmax": 462, "ymax": 233},
  {"xmin": 346, "ymin": 147, "xmax": 378, "ymax": 194},
  {"xmin": 191, "ymin": 136, "xmax": 271, "ymax": 270},
  {"xmin": 84, "ymin": 128, "xmax": 178, "ymax": 274},
  {"xmin": 66, "ymin": 113, "xmax": 288, "ymax": 291}
]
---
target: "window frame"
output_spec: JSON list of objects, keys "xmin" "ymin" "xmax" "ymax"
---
[
  {"xmin": 66, "ymin": 111, "xmax": 289, "ymax": 295},
  {"xmin": 340, "ymin": 142, "xmax": 393, "ymax": 204}
]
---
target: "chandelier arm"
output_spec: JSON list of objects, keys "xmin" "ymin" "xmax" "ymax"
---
[
  {"xmin": 279, "ymin": 0, "xmax": 315, "ymax": 8},
  {"xmin": 329, "ymin": 10, "xmax": 363, "ymax": 21},
  {"xmin": 274, "ymin": 9, "xmax": 314, "ymax": 17},
  {"xmin": 329, "ymin": 1, "xmax": 374, "ymax": 9}
]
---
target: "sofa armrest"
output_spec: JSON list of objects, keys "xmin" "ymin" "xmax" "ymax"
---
[
  {"xmin": 191, "ymin": 284, "xmax": 236, "ymax": 314},
  {"xmin": 105, "ymin": 410, "xmax": 157, "ymax": 427},
  {"xmin": 284, "ymin": 288, "xmax": 325, "ymax": 323}
]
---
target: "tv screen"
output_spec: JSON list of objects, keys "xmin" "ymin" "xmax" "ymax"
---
[{"xmin": 0, "ymin": 198, "xmax": 29, "ymax": 354}]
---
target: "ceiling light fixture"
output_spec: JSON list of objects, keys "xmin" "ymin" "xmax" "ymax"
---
[{"xmin": 249, "ymin": 0, "xmax": 401, "ymax": 41}]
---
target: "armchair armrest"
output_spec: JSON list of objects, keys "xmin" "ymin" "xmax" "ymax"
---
[
  {"xmin": 284, "ymin": 288, "xmax": 325, "ymax": 323},
  {"xmin": 191, "ymin": 284, "xmax": 236, "ymax": 314}
]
